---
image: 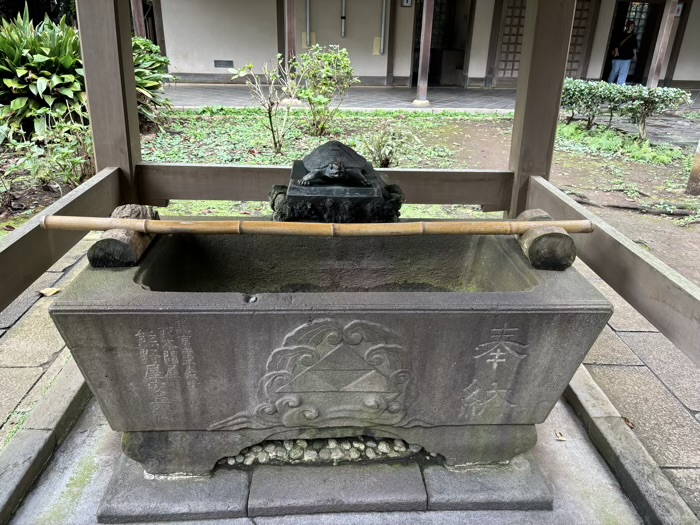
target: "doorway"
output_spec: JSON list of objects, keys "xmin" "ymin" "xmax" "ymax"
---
[
  {"xmin": 411, "ymin": 0, "xmax": 468, "ymax": 86},
  {"xmin": 603, "ymin": 1, "xmax": 664, "ymax": 84}
]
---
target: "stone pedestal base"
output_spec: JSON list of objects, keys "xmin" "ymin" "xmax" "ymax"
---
[
  {"xmin": 122, "ymin": 425, "xmax": 538, "ymax": 475},
  {"xmin": 97, "ymin": 452, "xmax": 551, "ymax": 522}
]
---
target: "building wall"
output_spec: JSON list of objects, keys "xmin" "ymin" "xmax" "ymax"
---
[
  {"xmin": 160, "ymin": 0, "xmax": 279, "ymax": 75},
  {"xmin": 294, "ymin": 0, "xmax": 403, "ymax": 80},
  {"xmin": 586, "ymin": 0, "xmax": 615, "ymax": 79},
  {"xmin": 467, "ymin": 0, "xmax": 495, "ymax": 79},
  {"xmin": 393, "ymin": 2, "xmax": 416, "ymax": 82},
  {"xmin": 673, "ymin": 1, "xmax": 700, "ymax": 81}
]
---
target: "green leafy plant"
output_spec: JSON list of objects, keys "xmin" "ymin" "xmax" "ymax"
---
[
  {"xmin": 4, "ymin": 101, "xmax": 93, "ymax": 189},
  {"xmin": 231, "ymin": 54, "xmax": 302, "ymax": 154},
  {"xmin": 295, "ymin": 45, "xmax": 359, "ymax": 136},
  {"xmin": 618, "ymin": 84, "xmax": 691, "ymax": 140},
  {"xmin": 0, "ymin": 5, "xmax": 84, "ymax": 139},
  {"xmin": 561, "ymin": 79, "xmax": 691, "ymax": 140},
  {"xmin": 132, "ymin": 36, "xmax": 173, "ymax": 128},
  {"xmin": 360, "ymin": 121, "xmax": 415, "ymax": 168}
]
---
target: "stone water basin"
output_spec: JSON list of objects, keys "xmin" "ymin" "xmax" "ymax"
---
[{"xmin": 50, "ymin": 233, "xmax": 611, "ymax": 474}]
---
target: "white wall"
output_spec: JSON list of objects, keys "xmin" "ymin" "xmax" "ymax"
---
[
  {"xmin": 586, "ymin": 0, "xmax": 615, "ymax": 79},
  {"xmin": 161, "ymin": 0, "xmax": 279, "ymax": 75},
  {"xmin": 393, "ymin": 2, "xmax": 416, "ymax": 80},
  {"xmin": 673, "ymin": 1, "xmax": 700, "ymax": 81},
  {"xmin": 295, "ymin": 0, "xmax": 391, "ymax": 78},
  {"xmin": 467, "ymin": 0, "xmax": 495, "ymax": 78}
]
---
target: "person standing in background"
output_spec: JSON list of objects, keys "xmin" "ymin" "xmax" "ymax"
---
[{"xmin": 608, "ymin": 20, "xmax": 638, "ymax": 85}]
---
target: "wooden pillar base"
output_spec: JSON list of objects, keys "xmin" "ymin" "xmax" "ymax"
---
[{"xmin": 412, "ymin": 99, "xmax": 431, "ymax": 107}]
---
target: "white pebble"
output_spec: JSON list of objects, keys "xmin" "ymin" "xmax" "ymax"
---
[
  {"xmin": 352, "ymin": 440, "xmax": 365, "ymax": 450},
  {"xmin": 365, "ymin": 439, "xmax": 377, "ymax": 448},
  {"xmin": 365, "ymin": 448, "xmax": 377, "ymax": 459},
  {"xmin": 348, "ymin": 448, "xmax": 361, "ymax": 460},
  {"xmin": 226, "ymin": 457, "xmax": 235, "ymax": 465},
  {"xmin": 340, "ymin": 439, "xmax": 352, "ymax": 450},
  {"xmin": 235, "ymin": 455, "xmax": 245, "ymax": 463},
  {"xmin": 297, "ymin": 440, "xmax": 308, "ymax": 449},
  {"xmin": 331, "ymin": 448, "xmax": 344, "ymax": 460},
  {"xmin": 251, "ymin": 445, "xmax": 263, "ymax": 453},
  {"xmin": 409, "ymin": 444, "xmax": 422, "ymax": 453},
  {"xmin": 327, "ymin": 438, "xmax": 338, "ymax": 449},
  {"xmin": 377, "ymin": 441, "xmax": 391, "ymax": 454},
  {"xmin": 289, "ymin": 447, "xmax": 304, "ymax": 460},
  {"xmin": 303, "ymin": 450, "xmax": 318, "ymax": 461},
  {"xmin": 264, "ymin": 443, "xmax": 276, "ymax": 453},
  {"xmin": 283, "ymin": 440, "xmax": 294, "ymax": 450},
  {"xmin": 244, "ymin": 454, "xmax": 255, "ymax": 466},
  {"xmin": 257, "ymin": 451, "xmax": 269, "ymax": 464}
]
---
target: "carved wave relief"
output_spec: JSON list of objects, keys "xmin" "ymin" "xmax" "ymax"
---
[{"xmin": 209, "ymin": 319, "xmax": 431, "ymax": 431}]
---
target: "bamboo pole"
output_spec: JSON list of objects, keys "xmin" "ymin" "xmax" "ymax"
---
[{"xmin": 41, "ymin": 216, "xmax": 594, "ymax": 236}]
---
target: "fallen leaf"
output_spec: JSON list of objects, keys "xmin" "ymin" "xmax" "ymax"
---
[
  {"xmin": 623, "ymin": 417, "xmax": 635, "ymax": 430},
  {"xmin": 240, "ymin": 211, "xmax": 251, "ymax": 215},
  {"xmin": 555, "ymin": 430, "xmax": 567, "ymax": 441},
  {"xmin": 3, "ymin": 225, "xmax": 15, "ymax": 231},
  {"xmin": 39, "ymin": 287, "xmax": 61, "ymax": 297}
]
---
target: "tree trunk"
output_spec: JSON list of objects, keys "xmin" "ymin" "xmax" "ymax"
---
[{"xmin": 686, "ymin": 140, "xmax": 700, "ymax": 196}]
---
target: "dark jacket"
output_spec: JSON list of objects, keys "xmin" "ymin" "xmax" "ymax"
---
[{"xmin": 614, "ymin": 31, "xmax": 638, "ymax": 60}]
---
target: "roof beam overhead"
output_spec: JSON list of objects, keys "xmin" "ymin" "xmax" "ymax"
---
[
  {"xmin": 508, "ymin": 0, "xmax": 576, "ymax": 217},
  {"xmin": 77, "ymin": 0, "xmax": 142, "ymax": 204}
]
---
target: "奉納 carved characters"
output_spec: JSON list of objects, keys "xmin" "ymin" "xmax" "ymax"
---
[{"xmin": 298, "ymin": 141, "xmax": 371, "ymax": 187}]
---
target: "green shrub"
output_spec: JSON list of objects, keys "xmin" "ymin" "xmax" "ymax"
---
[
  {"xmin": 132, "ymin": 36, "xmax": 173, "ymax": 127},
  {"xmin": 561, "ymin": 79, "xmax": 691, "ymax": 140},
  {"xmin": 4, "ymin": 100, "xmax": 93, "ymax": 189},
  {"xmin": 0, "ymin": 5, "xmax": 83, "ymax": 139},
  {"xmin": 617, "ymin": 84, "xmax": 690, "ymax": 140},
  {"xmin": 295, "ymin": 45, "xmax": 359, "ymax": 136},
  {"xmin": 361, "ymin": 121, "xmax": 415, "ymax": 168}
]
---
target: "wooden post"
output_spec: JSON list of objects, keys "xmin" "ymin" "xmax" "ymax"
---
[
  {"xmin": 130, "ymin": 0, "xmax": 146, "ymax": 37},
  {"xmin": 647, "ymin": 0, "xmax": 678, "ymax": 88},
  {"xmin": 152, "ymin": 0, "xmax": 167, "ymax": 55},
  {"xmin": 286, "ymin": 0, "xmax": 297, "ymax": 63},
  {"xmin": 508, "ymin": 0, "xmax": 576, "ymax": 217},
  {"xmin": 413, "ymin": 0, "xmax": 435, "ymax": 106},
  {"xmin": 77, "ymin": 0, "xmax": 142, "ymax": 204},
  {"xmin": 686, "ymin": 139, "xmax": 700, "ymax": 196}
]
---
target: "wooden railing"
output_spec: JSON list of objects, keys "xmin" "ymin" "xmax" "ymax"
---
[
  {"xmin": 528, "ymin": 176, "xmax": 700, "ymax": 367},
  {"xmin": 135, "ymin": 163, "xmax": 514, "ymax": 209}
]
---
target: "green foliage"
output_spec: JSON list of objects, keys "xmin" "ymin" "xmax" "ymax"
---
[
  {"xmin": 0, "ymin": 5, "xmax": 84, "ymax": 139},
  {"xmin": 561, "ymin": 79, "xmax": 691, "ymax": 140},
  {"xmin": 132, "ymin": 36, "xmax": 172, "ymax": 127},
  {"xmin": 360, "ymin": 121, "xmax": 416, "ymax": 168},
  {"xmin": 4, "ymin": 101, "xmax": 93, "ymax": 189},
  {"xmin": 618, "ymin": 84, "xmax": 691, "ymax": 140},
  {"xmin": 556, "ymin": 121, "xmax": 686, "ymax": 165},
  {"xmin": 231, "ymin": 55, "xmax": 302, "ymax": 154},
  {"xmin": 295, "ymin": 45, "xmax": 360, "ymax": 136}
]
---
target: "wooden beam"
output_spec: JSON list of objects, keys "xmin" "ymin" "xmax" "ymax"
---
[
  {"xmin": 528, "ymin": 176, "xmax": 700, "ymax": 367},
  {"xmin": 135, "ymin": 163, "xmax": 513, "ymax": 209},
  {"xmin": 686, "ymin": 139, "xmax": 700, "ymax": 195},
  {"xmin": 277, "ymin": 0, "xmax": 286, "ymax": 59},
  {"xmin": 152, "ymin": 0, "xmax": 167, "ymax": 56},
  {"xmin": 286, "ymin": 0, "xmax": 296, "ymax": 63},
  {"xmin": 461, "ymin": 0, "xmax": 476, "ymax": 88},
  {"xmin": 484, "ymin": 0, "xmax": 504, "ymax": 88},
  {"xmin": 664, "ymin": 0, "xmax": 692, "ymax": 85},
  {"xmin": 130, "ymin": 0, "xmax": 146, "ymax": 37},
  {"xmin": 77, "ymin": 0, "xmax": 142, "ymax": 204},
  {"xmin": 414, "ymin": 0, "xmax": 435, "ymax": 104},
  {"xmin": 386, "ymin": 0, "xmax": 397, "ymax": 86},
  {"xmin": 647, "ymin": 0, "xmax": 678, "ymax": 88},
  {"xmin": 508, "ymin": 0, "xmax": 576, "ymax": 217},
  {"xmin": 0, "ymin": 168, "xmax": 120, "ymax": 313}
]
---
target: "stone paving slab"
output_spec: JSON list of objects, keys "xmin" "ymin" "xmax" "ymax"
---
[
  {"xmin": 583, "ymin": 326, "xmax": 643, "ymax": 366},
  {"xmin": 248, "ymin": 463, "xmax": 427, "ymax": 516},
  {"xmin": 664, "ymin": 469, "xmax": 700, "ymax": 519},
  {"xmin": 619, "ymin": 331, "xmax": 700, "ymax": 412},
  {"xmin": 0, "ymin": 367, "xmax": 43, "ymax": 428},
  {"xmin": 588, "ymin": 365, "xmax": 700, "ymax": 468},
  {"xmin": 590, "ymin": 281, "xmax": 657, "ymax": 332},
  {"xmin": 0, "ymin": 272, "xmax": 61, "ymax": 330},
  {"xmin": 423, "ymin": 453, "xmax": 551, "ymax": 510},
  {"xmin": 0, "ymin": 429, "xmax": 54, "ymax": 525},
  {"xmin": 0, "ymin": 298, "xmax": 65, "ymax": 368},
  {"xmin": 98, "ymin": 455, "xmax": 250, "ymax": 523}
]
